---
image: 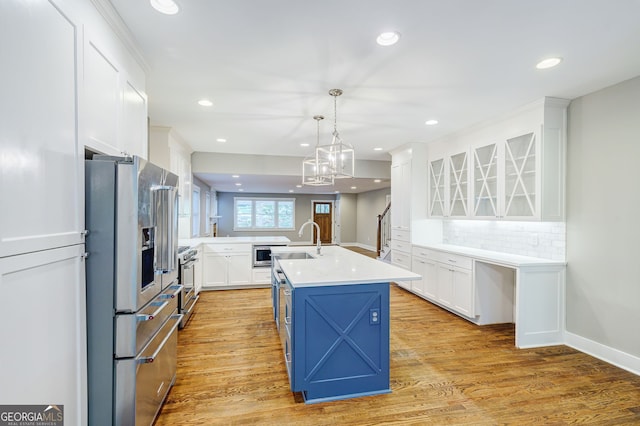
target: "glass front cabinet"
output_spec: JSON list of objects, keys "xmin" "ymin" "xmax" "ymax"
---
[{"xmin": 429, "ymin": 97, "xmax": 569, "ymax": 221}]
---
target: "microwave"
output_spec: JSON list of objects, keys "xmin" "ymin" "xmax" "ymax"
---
[{"xmin": 253, "ymin": 245, "xmax": 284, "ymax": 267}]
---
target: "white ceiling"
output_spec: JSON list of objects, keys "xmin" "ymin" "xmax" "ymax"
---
[{"xmin": 109, "ymin": 0, "xmax": 640, "ymax": 194}]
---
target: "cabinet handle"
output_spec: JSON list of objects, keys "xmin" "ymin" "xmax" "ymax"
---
[
  {"xmin": 284, "ymin": 289, "xmax": 291, "ymax": 296},
  {"xmin": 137, "ymin": 314, "xmax": 183, "ymax": 364},
  {"xmin": 285, "ymin": 352, "xmax": 291, "ymax": 363},
  {"xmin": 284, "ymin": 316, "xmax": 291, "ymax": 325},
  {"xmin": 136, "ymin": 300, "xmax": 169, "ymax": 322},
  {"xmin": 448, "ymin": 259, "xmax": 457, "ymax": 263}
]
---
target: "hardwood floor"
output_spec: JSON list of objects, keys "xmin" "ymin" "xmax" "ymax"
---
[{"xmin": 157, "ymin": 284, "xmax": 640, "ymax": 425}]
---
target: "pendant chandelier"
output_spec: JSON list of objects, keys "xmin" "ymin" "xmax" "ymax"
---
[
  {"xmin": 301, "ymin": 89, "xmax": 355, "ymax": 186},
  {"xmin": 317, "ymin": 89, "xmax": 355, "ymax": 179},
  {"xmin": 302, "ymin": 115, "xmax": 334, "ymax": 186}
]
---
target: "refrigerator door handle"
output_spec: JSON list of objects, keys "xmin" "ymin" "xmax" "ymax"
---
[{"xmin": 152, "ymin": 185, "xmax": 178, "ymax": 274}]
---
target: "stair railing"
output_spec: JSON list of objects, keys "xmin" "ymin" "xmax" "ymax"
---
[{"xmin": 376, "ymin": 202, "xmax": 391, "ymax": 257}]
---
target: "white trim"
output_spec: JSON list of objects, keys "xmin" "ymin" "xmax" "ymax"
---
[
  {"xmin": 339, "ymin": 242, "xmax": 377, "ymax": 252},
  {"xmin": 565, "ymin": 331, "xmax": 640, "ymax": 377},
  {"xmin": 89, "ymin": 0, "xmax": 150, "ymax": 73}
]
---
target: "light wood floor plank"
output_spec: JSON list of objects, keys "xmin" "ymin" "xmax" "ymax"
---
[{"xmin": 156, "ymin": 264, "xmax": 640, "ymax": 425}]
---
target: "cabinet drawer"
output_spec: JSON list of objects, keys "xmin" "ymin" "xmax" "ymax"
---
[
  {"xmin": 392, "ymin": 251, "xmax": 411, "ymax": 270},
  {"xmin": 252, "ymin": 268, "xmax": 271, "ymax": 284},
  {"xmin": 412, "ymin": 246, "xmax": 436, "ymax": 260},
  {"xmin": 391, "ymin": 239, "xmax": 411, "ymax": 253},
  {"xmin": 391, "ymin": 228, "xmax": 410, "ymax": 242},
  {"xmin": 434, "ymin": 252, "xmax": 473, "ymax": 270},
  {"xmin": 205, "ymin": 243, "xmax": 251, "ymax": 254}
]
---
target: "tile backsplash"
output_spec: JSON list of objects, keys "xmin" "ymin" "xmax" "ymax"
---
[{"xmin": 442, "ymin": 220, "xmax": 566, "ymax": 261}]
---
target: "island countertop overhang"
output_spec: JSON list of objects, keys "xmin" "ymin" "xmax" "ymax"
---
[{"xmin": 271, "ymin": 246, "xmax": 420, "ymax": 288}]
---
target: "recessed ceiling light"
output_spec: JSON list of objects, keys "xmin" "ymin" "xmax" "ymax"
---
[
  {"xmin": 232, "ymin": 175, "xmax": 240, "ymax": 178},
  {"xmin": 300, "ymin": 143, "xmax": 310, "ymax": 147},
  {"xmin": 296, "ymin": 185, "xmax": 302, "ymax": 188},
  {"xmin": 536, "ymin": 57, "xmax": 562, "ymax": 69},
  {"xmin": 198, "ymin": 99, "xmax": 213, "ymax": 107},
  {"xmin": 351, "ymin": 186, "xmax": 357, "ymax": 190},
  {"xmin": 425, "ymin": 119, "xmax": 438, "ymax": 126},
  {"xmin": 150, "ymin": 0, "xmax": 179, "ymax": 15},
  {"xmin": 289, "ymin": 190, "xmax": 294, "ymax": 193},
  {"xmin": 374, "ymin": 147, "xmax": 383, "ymax": 151},
  {"xmin": 334, "ymin": 190, "xmax": 340, "ymax": 193},
  {"xmin": 216, "ymin": 138, "xmax": 227, "ymax": 143},
  {"xmin": 235, "ymin": 183, "xmax": 242, "ymax": 186},
  {"xmin": 374, "ymin": 179, "xmax": 381, "ymax": 183},
  {"xmin": 238, "ymin": 188, "xmax": 244, "ymax": 192},
  {"xmin": 376, "ymin": 31, "xmax": 400, "ymax": 46}
]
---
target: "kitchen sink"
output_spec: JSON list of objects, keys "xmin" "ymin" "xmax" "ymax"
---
[{"xmin": 274, "ymin": 252, "xmax": 315, "ymax": 260}]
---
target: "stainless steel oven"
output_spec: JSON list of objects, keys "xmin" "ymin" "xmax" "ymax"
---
[{"xmin": 178, "ymin": 246, "xmax": 199, "ymax": 328}]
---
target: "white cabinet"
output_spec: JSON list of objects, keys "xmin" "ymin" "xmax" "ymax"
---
[
  {"xmin": 252, "ymin": 268, "xmax": 272, "ymax": 284},
  {"xmin": 411, "ymin": 250, "xmax": 437, "ymax": 299},
  {"xmin": 0, "ymin": 0, "xmax": 84, "ymax": 258},
  {"xmin": 0, "ymin": 245, "xmax": 87, "ymax": 426},
  {"xmin": 390, "ymin": 229, "xmax": 411, "ymax": 277},
  {"xmin": 170, "ymin": 143, "xmax": 192, "ymax": 216},
  {"xmin": 435, "ymin": 252, "xmax": 474, "ymax": 317},
  {"xmin": 84, "ymin": 33, "xmax": 147, "ymax": 159},
  {"xmin": 430, "ymin": 97, "xmax": 569, "ymax": 221},
  {"xmin": 149, "ymin": 127, "xmax": 193, "ymax": 217},
  {"xmin": 390, "ymin": 143, "xmax": 427, "ymax": 231},
  {"xmin": 448, "ymin": 151, "xmax": 470, "ymax": 217},
  {"xmin": 391, "ymin": 160, "xmax": 411, "ymax": 229},
  {"xmin": 428, "ymin": 158, "xmax": 446, "ymax": 217},
  {"xmin": 202, "ymin": 244, "xmax": 251, "ymax": 289},
  {"xmin": 407, "ymin": 246, "xmax": 474, "ymax": 319},
  {"xmin": 428, "ymin": 150, "xmax": 470, "ymax": 218},
  {"xmin": 390, "ymin": 144, "xmax": 427, "ymax": 272}
]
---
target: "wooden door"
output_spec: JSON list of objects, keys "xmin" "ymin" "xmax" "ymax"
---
[{"xmin": 312, "ymin": 202, "xmax": 332, "ymax": 244}]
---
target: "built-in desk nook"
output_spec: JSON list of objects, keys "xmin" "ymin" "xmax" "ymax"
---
[{"xmin": 406, "ymin": 244, "xmax": 565, "ymax": 348}]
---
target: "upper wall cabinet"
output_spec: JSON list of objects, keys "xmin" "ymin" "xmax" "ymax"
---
[
  {"xmin": 390, "ymin": 144, "xmax": 428, "ymax": 232},
  {"xmin": 429, "ymin": 97, "xmax": 570, "ymax": 221},
  {"xmin": 428, "ymin": 149, "xmax": 470, "ymax": 218},
  {"xmin": 84, "ymin": 33, "xmax": 148, "ymax": 159},
  {"xmin": 149, "ymin": 126, "xmax": 193, "ymax": 217},
  {"xmin": 428, "ymin": 158, "xmax": 445, "ymax": 217}
]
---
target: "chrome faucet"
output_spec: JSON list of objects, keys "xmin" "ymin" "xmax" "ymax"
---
[{"xmin": 298, "ymin": 219, "xmax": 321, "ymax": 255}]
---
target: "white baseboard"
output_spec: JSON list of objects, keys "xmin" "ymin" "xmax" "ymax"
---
[
  {"xmin": 565, "ymin": 331, "xmax": 640, "ymax": 376},
  {"xmin": 340, "ymin": 242, "xmax": 376, "ymax": 252}
]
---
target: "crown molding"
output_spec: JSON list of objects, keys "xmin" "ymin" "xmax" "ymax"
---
[{"xmin": 89, "ymin": 0, "xmax": 150, "ymax": 74}]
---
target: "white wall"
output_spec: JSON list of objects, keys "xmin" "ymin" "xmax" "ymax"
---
[{"xmin": 566, "ymin": 75, "xmax": 640, "ymax": 358}]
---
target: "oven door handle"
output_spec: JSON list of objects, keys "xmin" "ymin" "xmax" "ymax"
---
[{"xmin": 137, "ymin": 314, "xmax": 183, "ymax": 364}]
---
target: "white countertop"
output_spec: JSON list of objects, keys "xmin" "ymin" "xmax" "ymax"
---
[
  {"xmin": 414, "ymin": 243, "xmax": 566, "ymax": 267},
  {"xmin": 271, "ymin": 246, "xmax": 421, "ymax": 288},
  {"xmin": 179, "ymin": 236, "xmax": 290, "ymax": 246}
]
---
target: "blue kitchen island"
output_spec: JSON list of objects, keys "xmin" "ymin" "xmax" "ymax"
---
[{"xmin": 271, "ymin": 246, "xmax": 420, "ymax": 404}]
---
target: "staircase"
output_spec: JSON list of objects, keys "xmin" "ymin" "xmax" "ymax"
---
[{"xmin": 377, "ymin": 202, "xmax": 392, "ymax": 262}]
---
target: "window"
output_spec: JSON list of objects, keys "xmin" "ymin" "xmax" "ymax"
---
[
  {"xmin": 192, "ymin": 185, "xmax": 200, "ymax": 237},
  {"xmin": 234, "ymin": 197, "xmax": 295, "ymax": 231}
]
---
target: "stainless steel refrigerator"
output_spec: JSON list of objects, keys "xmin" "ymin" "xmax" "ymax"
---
[{"xmin": 85, "ymin": 155, "xmax": 182, "ymax": 426}]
